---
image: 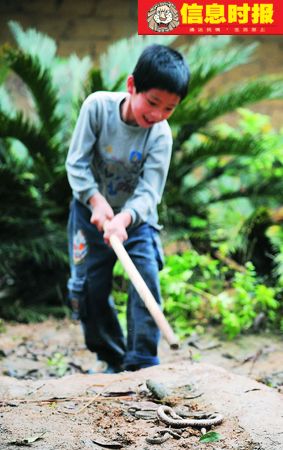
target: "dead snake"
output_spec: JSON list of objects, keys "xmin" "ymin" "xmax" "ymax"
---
[{"xmin": 157, "ymin": 405, "xmax": 223, "ymax": 428}]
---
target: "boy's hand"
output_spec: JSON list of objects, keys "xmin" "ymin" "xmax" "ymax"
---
[
  {"xmin": 88, "ymin": 192, "xmax": 114, "ymax": 231},
  {"xmin": 103, "ymin": 211, "xmax": 132, "ymax": 245}
]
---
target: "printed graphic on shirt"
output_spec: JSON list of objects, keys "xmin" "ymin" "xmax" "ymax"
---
[
  {"xmin": 73, "ymin": 229, "xmax": 88, "ymax": 264},
  {"xmin": 94, "ymin": 150, "xmax": 143, "ymax": 199},
  {"xmin": 129, "ymin": 150, "xmax": 142, "ymax": 163}
]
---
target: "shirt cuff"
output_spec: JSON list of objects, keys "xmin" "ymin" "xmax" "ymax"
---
[
  {"xmin": 120, "ymin": 207, "xmax": 138, "ymax": 227},
  {"xmin": 80, "ymin": 187, "xmax": 99, "ymax": 206}
]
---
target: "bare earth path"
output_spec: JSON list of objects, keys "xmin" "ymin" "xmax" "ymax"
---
[{"xmin": 0, "ymin": 319, "xmax": 282, "ymax": 450}]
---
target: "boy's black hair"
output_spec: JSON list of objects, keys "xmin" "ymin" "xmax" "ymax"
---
[{"xmin": 132, "ymin": 44, "xmax": 190, "ymax": 100}]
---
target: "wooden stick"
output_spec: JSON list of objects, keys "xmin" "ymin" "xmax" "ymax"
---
[{"xmin": 109, "ymin": 233, "xmax": 179, "ymax": 350}]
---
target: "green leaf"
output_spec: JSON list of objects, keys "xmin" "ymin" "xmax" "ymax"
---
[
  {"xmin": 0, "ymin": 61, "xmax": 9, "ymax": 84},
  {"xmin": 199, "ymin": 431, "xmax": 222, "ymax": 442}
]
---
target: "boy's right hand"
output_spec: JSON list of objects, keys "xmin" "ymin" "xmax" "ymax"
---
[{"xmin": 88, "ymin": 192, "xmax": 114, "ymax": 232}]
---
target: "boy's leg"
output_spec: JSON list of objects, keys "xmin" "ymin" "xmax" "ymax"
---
[
  {"xmin": 67, "ymin": 199, "xmax": 126, "ymax": 369},
  {"xmin": 123, "ymin": 223, "xmax": 164, "ymax": 370}
]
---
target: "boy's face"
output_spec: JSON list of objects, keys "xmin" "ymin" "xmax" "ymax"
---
[{"xmin": 124, "ymin": 75, "xmax": 180, "ymax": 128}]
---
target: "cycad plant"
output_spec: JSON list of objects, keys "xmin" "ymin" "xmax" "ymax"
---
[
  {"xmin": 0, "ymin": 22, "xmax": 92, "ymax": 317},
  {"xmin": 163, "ymin": 37, "xmax": 283, "ymax": 227},
  {"xmin": 207, "ymin": 109, "xmax": 283, "ymax": 282},
  {"xmin": 164, "ymin": 38, "xmax": 283, "ymax": 284},
  {"xmin": 0, "ymin": 24, "xmax": 282, "ymax": 319}
]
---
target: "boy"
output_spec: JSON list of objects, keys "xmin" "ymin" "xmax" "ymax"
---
[{"xmin": 66, "ymin": 44, "xmax": 190, "ymax": 373}]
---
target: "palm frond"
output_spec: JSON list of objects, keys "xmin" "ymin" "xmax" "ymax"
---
[
  {"xmin": 209, "ymin": 176, "xmax": 283, "ymax": 204},
  {"xmin": 0, "ymin": 233, "xmax": 68, "ymax": 310},
  {"xmin": 8, "ymin": 21, "xmax": 92, "ymax": 146},
  {"xmin": 172, "ymin": 133, "xmax": 263, "ymax": 176},
  {"xmin": 2, "ymin": 47, "xmax": 63, "ymax": 144},
  {"xmin": 0, "ymin": 85, "xmax": 14, "ymax": 113},
  {"xmin": 0, "ymin": 165, "xmax": 41, "ymax": 219},
  {"xmin": 0, "ymin": 108, "xmax": 57, "ymax": 176},
  {"xmin": 84, "ymin": 67, "xmax": 106, "ymax": 96},
  {"xmin": 8, "ymin": 20, "xmax": 57, "ymax": 68},
  {"xmin": 0, "ymin": 230, "xmax": 68, "ymax": 273},
  {"xmin": 183, "ymin": 158, "xmax": 246, "ymax": 196},
  {"xmin": 53, "ymin": 54, "xmax": 92, "ymax": 141},
  {"xmin": 186, "ymin": 35, "xmax": 232, "ymax": 56},
  {"xmin": 0, "ymin": 165, "xmax": 67, "ymax": 273},
  {"xmin": 266, "ymin": 225, "xmax": 283, "ymax": 284},
  {"xmin": 183, "ymin": 36, "xmax": 258, "ymax": 97},
  {"xmin": 172, "ymin": 76, "xmax": 283, "ymax": 142}
]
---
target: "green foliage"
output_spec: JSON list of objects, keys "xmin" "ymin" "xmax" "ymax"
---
[
  {"xmin": 199, "ymin": 431, "xmax": 222, "ymax": 443},
  {"xmin": 113, "ymin": 250, "xmax": 281, "ymax": 339},
  {"xmin": 207, "ymin": 109, "xmax": 283, "ymax": 278},
  {"xmin": 165, "ymin": 108, "xmax": 283, "ymax": 230},
  {"xmin": 47, "ymin": 352, "xmax": 68, "ymax": 377},
  {"xmin": 215, "ymin": 262, "xmax": 279, "ymax": 339},
  {"xmin": 184, "ymin": 36, "xmax": 257, "ymax": 95},
  {"xmin": 159, "ymin": 251, "xmax": 220, "ymax": 336},
  {"xmin": 161, "ymin": 38, "xmax": 283, "ymax": 258},
  {"xmin": 163, "ymin": 255, "xmax": 280, "ymax": 338},
  {"xmin": 113, "ymin": 261, "xmax": 128, "ymax": 332},
  {"xmin": 0, "ymin": 300, "xmax": 69, "ymax": 323},
  {"xmin": 159, "ymin": 251, "xmax": 224, "ymax": 336},
  {"xmin": 0, "ymin": 24, "xmax": 85, "ymax": 310},
  {"xmin": 2, "ymin": 47, "xmax": 63, "ymax": 143},
  {"xmin": 8, "ymin": 20, "xmax": 57, "ymax": 67},
  {"xmin": 266, "ymin": 225, "xmax": 283, "ymax": 286}
]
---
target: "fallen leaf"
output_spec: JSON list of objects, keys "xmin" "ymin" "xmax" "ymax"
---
[
  {"xmin": 199, "ymin": 431, "xmax": 222, "ymax": 443},
  {"xmin": 10, "ymin": 431, "xmax": 46, "ymax": 446}
]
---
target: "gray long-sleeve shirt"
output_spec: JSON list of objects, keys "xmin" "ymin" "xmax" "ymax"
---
[{"xmin": 66, "ymin": 91, "xmax": 173, "ymax": 228}]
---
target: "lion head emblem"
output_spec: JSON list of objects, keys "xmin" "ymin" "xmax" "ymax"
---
[{"xmin": 147, "ymin": 2, "xmax": 180, "ymax": 33}]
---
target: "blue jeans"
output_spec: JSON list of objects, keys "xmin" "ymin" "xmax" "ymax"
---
[{"xmin": 67, "ymin": 199, "xmax": 164, "ymax": 370}]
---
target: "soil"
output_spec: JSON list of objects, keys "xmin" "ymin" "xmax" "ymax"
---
[{"xmin": 0, "ymin": 319, "xmax": 282, "ymax": 450}]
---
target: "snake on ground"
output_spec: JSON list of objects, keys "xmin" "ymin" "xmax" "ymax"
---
[{"xmin": 157, "ymin": 405, "xmax": 224, "ymax": 428}]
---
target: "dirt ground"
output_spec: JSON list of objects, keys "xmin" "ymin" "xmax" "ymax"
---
[{"xmin": 0, "ymin": 319, "xmax": 282, "ymax": 450}]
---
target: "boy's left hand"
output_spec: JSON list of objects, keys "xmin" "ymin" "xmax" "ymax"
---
[{"xmin": 103, "ymin": 211, "xmax": 132, "ymax": 245}]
